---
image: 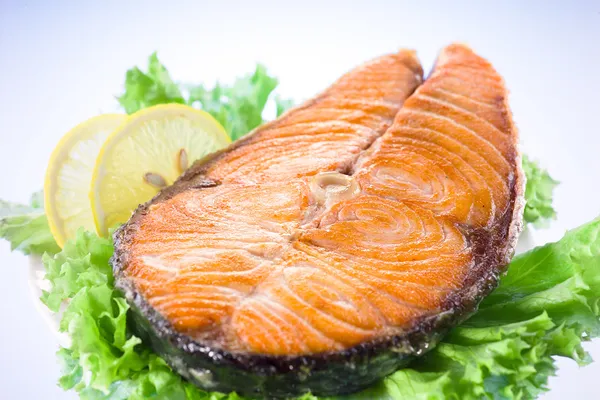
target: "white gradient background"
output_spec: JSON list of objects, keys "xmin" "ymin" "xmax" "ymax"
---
[{"xmin": 1, "ymin": 1, "xmax": 599, "ymax": 399}]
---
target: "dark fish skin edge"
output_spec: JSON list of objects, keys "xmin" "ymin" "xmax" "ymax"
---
[{"xmin": 112, "ymin": 69, "xmax": 525, "ymax": 397}]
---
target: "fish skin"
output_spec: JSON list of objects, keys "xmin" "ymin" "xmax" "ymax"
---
[{"xmin": 112, "ymin": 44, "xmax": 524, "ymax": 397}]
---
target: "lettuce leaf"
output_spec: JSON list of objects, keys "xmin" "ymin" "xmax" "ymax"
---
[
  {"xmin": 43, "ymin": 219, "xmax": 600, "ymax": 400},
  {"xmin": 41, "ymin": 230, "xmax": 113, "ymax": 312},
  {"xmin": 187, "ymin": 65, "xmax": 279, "ymax": 141},
  {"xmin": 274, "ymin": 95, "xmax": 294, "ymax": 117},
  {"xmin": 522, "ymin": 156, "xmax": 558, "ymax": 226},
  {"xmin": 118, "ymin": 54, "xmax": 291, "ymax": 141},
  {"xmin": 118, "ymin": 53, "xmax": 186, "ymax": 114},
  {"xmin": 0, "ymin": 191, "xmax": 60, "ymax": 255}
]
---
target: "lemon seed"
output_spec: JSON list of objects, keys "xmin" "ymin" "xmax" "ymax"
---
[
  {"xmin": 144, "ymin": 172, "xmax": 167, "ymax": 188},
  {"xmin": 178, "ymin": 149, "xmax": 189, "ymax": 174}
]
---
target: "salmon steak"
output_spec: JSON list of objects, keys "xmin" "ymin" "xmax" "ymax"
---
[{"xmin": 113, "ymin": 44, "xmax": 524, "ymax": 398}]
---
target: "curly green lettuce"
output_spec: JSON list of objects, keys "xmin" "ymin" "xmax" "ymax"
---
[
  {"xmin": 41, "ymin": 230, "xmax": 113, "ymax": 312},
  {"xmin": 40, "ymin": 219, "xmax": 600, "ymax": 400},
  {"xmin": 0, "ymin": 191, "xmax": 60, "ymax": 255},
  {"xmin": 187, "ymin": 65, "xmax": 279, "ymax": 141},
  {"xmin": 522, "ymin": 156, "xmax": 558, "ymax": 226},
  {"xmin": 118, "ymin": 53, "xmax": 293, "ymax": 141},
  {"xmin": 117, "ymin": 52, "xmax": 186, "ymax": 114}
]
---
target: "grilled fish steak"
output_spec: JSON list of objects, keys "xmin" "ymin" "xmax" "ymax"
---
[{"xmin": 113, "ymin": 44, "xmax": 523, "ymax": 398}]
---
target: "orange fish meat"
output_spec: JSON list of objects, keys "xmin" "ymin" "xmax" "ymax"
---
[{"xmin": 113, "ymin": 44, "xmax": 523, "ymax": 397}]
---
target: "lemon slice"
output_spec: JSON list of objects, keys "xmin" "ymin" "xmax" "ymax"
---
[
  {"xmin": 44, "ymin": 114, "xmax": 126, "ymax": 247},
  {"xmin": 90, "ymin": 104, "xmax": 230, "ymax": 236}
]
